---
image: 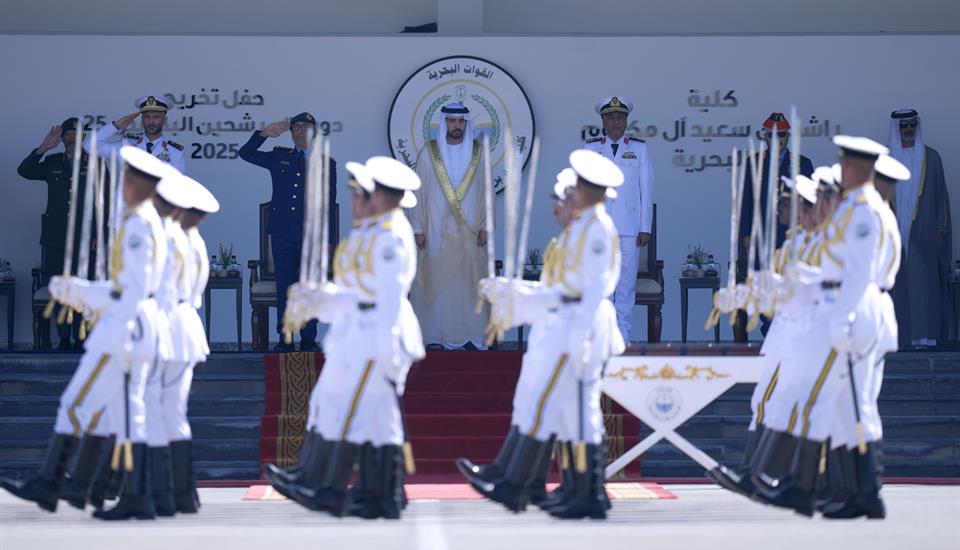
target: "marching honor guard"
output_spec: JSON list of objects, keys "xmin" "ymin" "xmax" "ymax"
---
[
  {"xmin": 466, "ymin": 150, "xmax": 625, "ymax": 519},
  {"xmin": 584, "ymin": 96, "xmax": 653, "ymax": 343},
  {"xmin": 88, "ymin": 95, "xmax": 187, "ymax": 173},
  {"xmin": 456, "ymin": 168, "xmax": 578, "ymax": 509},
  {"xmin": 164, "ymin": 177, "xmax": 219, "ymax": 515},
  {"xmin": 1, "ymin": 146, "xmax": 173, "ymax": 520},
  {"xmin": 277, "ymin": 156, "xmax": 424, "ymax": 519},
  {"xmin": 750, "ymin": 136, "xmax": 894, "ymax": 519}
]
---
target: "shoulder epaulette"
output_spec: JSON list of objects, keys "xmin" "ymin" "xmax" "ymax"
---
[
  {"xmin": 625, "ymin": 135, "xmax": 646, "ymax": 144},
  {"xmin": 585, "ymin": 137, "xmax": 602, "ymax": 144},
  {"xmin": 273, "ymin": 146, "xmax": 293, "ymax": 153},
  {"xmin": 123, "ymin": 133, "xmax": 141, "ymax": 140},
  {"xmin": 166, "ymin": 140, "xmax": 183, "ymax": 151}
]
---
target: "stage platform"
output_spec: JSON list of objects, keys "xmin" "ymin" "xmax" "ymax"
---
[{"xmin": 0, "ymin": 347, "xmax": 957, "ymax": 482}]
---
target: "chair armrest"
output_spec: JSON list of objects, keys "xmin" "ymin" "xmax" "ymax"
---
[
  {"xmin": 247, "ymin": 260, "xmax": 260, "ymax": 286},
  {"xmin": 495, "ymin": 260, "xmax": 503, "ymax": 277},
  {"xmin": 32, "ymin": 268, "xmax": 42, "ymax": 292},
  {"xmin": 655, "ymin": 260, "xmax": 665, "ymax": 287}
]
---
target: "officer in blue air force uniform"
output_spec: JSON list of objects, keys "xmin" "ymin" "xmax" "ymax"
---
[{"xmin": 239, "ymin": 112, "xmax": 338, "ymax": 351}]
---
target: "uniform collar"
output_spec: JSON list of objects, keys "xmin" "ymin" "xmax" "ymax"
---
[{"xmin": 571, "ymin": 201, "xmax": 604, "ymax": 221}]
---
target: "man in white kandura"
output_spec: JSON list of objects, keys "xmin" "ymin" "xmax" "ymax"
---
[
  {"xmin": 2, "ymin": 147, "xmax": 172, "ymax": 521},
  {"xmin": 468, "ymin": 150, "xmax": 625, "ymax": 519},
  {"xmin": 410, "ymin": 102, "xmax": 490, "ymax": 350},
  {"xmin": 585, "ymin": 96, "xmax": 653, "ymax": 344},
  {"xmin": 87, "ymin": 95, "xmax": 187, "ymax": 173},
  {"xmin": 282, "ymin": 156, "xmax": 425, "ymax": 520}
]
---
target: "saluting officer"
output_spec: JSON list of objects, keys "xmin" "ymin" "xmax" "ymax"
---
[
  {"xmin": 17, "ymin": 117, "xmax": 98, "ymax": 350},
  {"xmin": 584, "ymin": 96, "xmax": 653, "ymax": 344},
  {"xmin": 89, "ymin": 95, "xmax": 186, "ymax": 173},
  {"xmin": 239, "ymin": 112, "xmax": 338, "ymax": 352}
]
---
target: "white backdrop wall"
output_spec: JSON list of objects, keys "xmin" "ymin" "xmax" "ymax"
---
[{"xmin": 1, "ymin": 34, "xmax": 958, "ymax": 346}]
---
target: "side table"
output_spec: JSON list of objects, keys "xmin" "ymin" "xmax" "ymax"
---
[
  {"xmin": 204, "ymin": 275, "xmax": 242, "ymax": 351},
  {"xmin": 680, "ymin": 276, "xmax": 720, "ymax": 343}
]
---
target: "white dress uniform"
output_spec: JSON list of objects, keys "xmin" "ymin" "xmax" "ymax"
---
[
  {"xmin": 52, "ymin": 176, "xmax": 169, "ymax": 446},
  {"xmin": 144, "ymin": 213, "xmax": 190, "ymax": 447},
  {"xmin": 163, "ymin": 225, "xmax": 211, "ymax": 442},
  {"xmin": 86, "ymin": 95, "xmax": 186, "ymax": 174},
  {"xmin": 584, "ymin": 96, "xmax": 653, "ymax": 343}
]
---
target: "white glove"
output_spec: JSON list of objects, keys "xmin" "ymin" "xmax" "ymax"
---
[
  {"xmin": 48, "ymin": 275, "xmax": 71, "ymax": 304},
  {"xmin": 714, "ymin": 286, "xmax": 736, "ymax": 313}
]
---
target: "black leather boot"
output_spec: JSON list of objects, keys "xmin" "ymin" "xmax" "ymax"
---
[
  {"xmin": 60, "ymin": 434, "xmax": 108, "ymax": 510},
  {"xmin": 750, "ymin": 429, "xmax": 799, "ymax": 494},
  {"xmin": 170, "ymin": 440, "xmax": 200, "ymax": 513},
  {"xmin": 372, "ymin": 445, "xmax": 405, "ymax": 520},
  {"xmin": 93, "ymin": 443, "xmax": 156, "ymax": 520},
  {"xmin": 264, "ymin": 431, "xmax": 321, "ymax": 489},
  {"xmin": 549, "ymin": 443, "xmax": 609, "ymax": 520},
  {"xmin": 288, "ymin": 440, "xmax": 359, "ymax": 517},
  {"xmin": 149, "ymin": 446, "xmax": 177, "ymax": 517},
  {"xmin": 457, "ymin": 425, "xmax": 519, "ymax": 493},
  {"xmin": 539, "ymin": 442, "xmax": 573, "ymax": 511},
  {"xmin": 527, "ymin": 435, "xmax": 556, "ymax": 506},
  {"xmin": 1, "ymin": 433, "xmax": 76, "ymax": 512},
  {"xmin": 482, "ymin": 434, "xmax": 551, "ymax": 513},
  {"xmin": 88, "ymin": 435, "xmax": 120, "ymax": 510},
  {"xmin": 755, "ymin": 439, "xmax": 822, "ymax": 517},
  {"xmin": 348, "ymin": 442, "xmax": 380, "ymax": 518},
  {"xmin": 823, "ymin": 442, "xmax": 886, "ymax": 519}
]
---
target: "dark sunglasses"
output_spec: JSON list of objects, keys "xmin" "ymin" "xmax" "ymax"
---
[{"xmin": 899, "ymin": 121, "xmax": 918, "ymax": 129}]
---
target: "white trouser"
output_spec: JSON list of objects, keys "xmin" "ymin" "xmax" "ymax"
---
[
  {"xmin": 144, "ymin": 358, "xmax": 167, "ymax": 447},
  {"xmin": 163, "ymin": 360, "xmax": 196, "ymax": 442},
  {"xmin": 612, "ymin": 236, "xmax": 638, "ymax": 343},
  {"xmin": 54, "ymin": 351, "xmax": 150, "ymax": 443}
]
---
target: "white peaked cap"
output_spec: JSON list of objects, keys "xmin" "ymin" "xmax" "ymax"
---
[
  {"xmin": 121, "ymin": 146, "xmax": 177, "ymax": 179},
  {"xmin": 156, "ymin": 173, "xmax": 194, "ymax": 209},
  {"xmin": 366, "ymin": 156, "xmax": 421, "ymax": 192},
  {"xmin": 833, "ymin": 135, "xmax": 889, "ymax": 157},
  {"xmin": 400, "ymin": 191, "xmax": 417, "ymax": 208},
  {"xmin": 553, "ymin": 168, "xmax": 576, "ymax": 200},
  {"xmin": 346, "ymin": 161, "xmax": 374, "ymax": 194},
  {"xmin": 569, "ymin": 149, "xmax": 623, "ymax": 199},
  {"xmin": 874, "ymin": 154, "xmax": 911, "ymax": 182},
  {"xmin": 781, "ymin": 175, "xmax": 818, "ymax": 205},
  {"xmin": 182, "ymin": 175, "xmax": 220, "ymax": 213}
]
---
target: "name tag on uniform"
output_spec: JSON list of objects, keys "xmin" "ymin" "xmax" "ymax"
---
[
  {"xmin": 52, "ymin": 170, "xmax": 63, "ymax": 174},
  {"xmin": 280, "ymin": 161, "xmax": 291, "ymax": 165},
  {"xmin": 621, "ymin": 152, "xmax": 637, "ymax": 160}
]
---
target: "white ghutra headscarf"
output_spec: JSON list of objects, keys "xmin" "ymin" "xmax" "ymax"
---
[
  {"xmin": 888, "ymin": 109, "xmax": 924, "ymax": 253},
  {"xmin": 436, "ymin": 102, "xmax": 475, "ymax": 188}
]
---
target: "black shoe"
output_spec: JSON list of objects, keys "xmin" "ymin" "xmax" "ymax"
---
[
  {"xmin": 457, "ymin": 426, "xmax": 519, "ymax": 495},
  {"xmin": 149, "ymin": 447, "xmax": 177, "ymax": 517},
  {"xmin": 170, "ymin": 441, "xmax": 200, "ymax": 513},
  {"xmin": 461, "ymin": 342, "xmax": 479, "ymax": 351},
  {"xmin": 57, "ymin": 340, "xmax": 73, "ymax": 352},
  {"xmin": 287, "ymin": 441, "xmax": 358, "ymax": 517},
  {"xmin": 264, "ymin": 432, "xmax": 321, "ymax": 499},
  {"xmin": 1, "ymin": 433, "xmax": 76, "ymax": 512},
  {"xmin": 93, "ymin": 443, "xmax": 156, "ymax": 521},
  {"xmin": 272, "ymin": 342, "xmax": 295, "ymax": 353},
  {"xmin": 426, "ymin": 344, "xmax": 445, "ymax": 351},
  {"xmin": 60, "ymin": 434, "xmax": 109, "ymax": 510},
  {"xmin": 481, "ymin": 434, "xmax": 550, "ymax": 513},
  {"xmin": 299, "ymin": 341, "xmax": 320, "ymax": 352},
  {"xmin": 548, "ymin": 443, "xmax": 609, "ymax": 520},
  {"xmin": 706, "ymin": 464, "xmax": 756, "ymax": 499}
]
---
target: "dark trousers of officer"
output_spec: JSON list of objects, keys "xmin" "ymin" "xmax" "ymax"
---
[{"xmin": 270, "ymin": 235, "xmax": 317, "ymax": 343}]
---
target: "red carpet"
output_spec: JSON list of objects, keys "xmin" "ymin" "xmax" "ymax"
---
[
  {"xmin": 242, "ymin": 482, "xmax": 676, "ymax": 501},
  {"xmin": 260, "ymin": 351, "xmax": 642, "ymax": 480}
]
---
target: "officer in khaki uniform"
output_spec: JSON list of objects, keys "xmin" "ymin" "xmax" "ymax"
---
[{"xmin": 18, "ymin": 117, "xmax": 102, "ymax": 349}]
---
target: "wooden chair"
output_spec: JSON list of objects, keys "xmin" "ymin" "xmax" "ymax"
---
[
  {"xmin": 635, "ymin": 204, "xmax": 664, "ymax": 343},
  {"xmin": 248, "ymin": 203, "xmax": 276, "ymax": 350}
]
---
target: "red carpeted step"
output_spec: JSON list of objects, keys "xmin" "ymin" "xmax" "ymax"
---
[
  {"xmin": 410, "ymin": 351, "xmax": 523, "ymax": 372},
  {"xmin": 405, "ymin": 371, "xmax": 520, "ymax": 392},
  {"xmin": 403, "ymin": 392, "xmax": 516, "ymax": 414}
]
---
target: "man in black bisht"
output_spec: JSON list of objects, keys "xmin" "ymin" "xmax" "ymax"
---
[{"xmin": 17, "ymin": 118, "xmax": 104, "ymax": 350}]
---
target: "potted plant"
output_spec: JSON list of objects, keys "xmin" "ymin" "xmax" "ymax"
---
[
  {"xmin": 216, "ymin": 243, "xmax": 234, "ymax": 277},
  {"xmin": 524, "ymin": 247, "xmax": 543, "ymax": 278},
  {"xmin": 687, "ymin": 243, "xmax": 709, "ymax": 277}
]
